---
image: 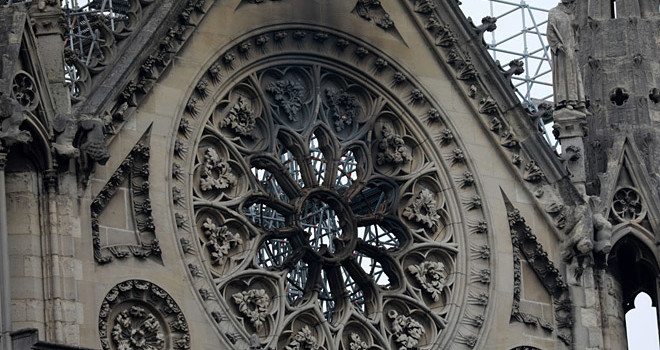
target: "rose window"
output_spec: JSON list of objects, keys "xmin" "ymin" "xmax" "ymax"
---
[{"xmin": 175, "ymin": 40, "xmax": 489, "ymax": 349}]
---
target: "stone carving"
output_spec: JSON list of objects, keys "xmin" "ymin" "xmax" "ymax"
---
[
  {"xmin": 427, "ymin": 108, "xmax": 441, "ymax": 122},
  {"xmin": 52, "ymin": 114, "xmax": 80, "ymax": 159},
  {"xmin": 354, "ymin": 0, "xmax": 395, "ymax": 30},
  {"xmin": 468, "ymin": 292, "xmax": 489, "ymax": 306},
  {"xmin": 200, "ymin": 148, "xmax": 237, "ymax": 191},
  {"xmin": 459, "ymin": 171, "xmax": 474, "ymax": 188},
  {"xmin": 508, "ymin": 208, "xmax": 567, "ymax": 297},
  {"xmin": 285, "ymin": 326, "xmax": 320, "ymax": 350},
  {"xmin": 220, "ymin": 97, "xmax": 256, "ymax": 136},
  {"xmin": 388, "ymin": 310, "xmax": 425, "ymax": 350},
  {"xmin": 545, "ymin": 202, "xmax": 567, "ymax": 229},
  {"xmin": 465, "ymin": 195, "xmax": 482, "ymax": 210},
  {"xmin": 111, "ymin": 306, "xmax": 164, "ymax": 350},
  {"xmin": 202, "ymin": 218, "xmax": 242, "ymax": 266},
  {"xmin": 376, "ymin": 125, "xmax": 410, "ymax": 165},
  {"xmin": 435, "ymin": 24, "xmax": 456, "ymax": 47},
  {"xmin": 348, "ymin": 333, "xmax": 368, "ymax": 350},
  {"xmin": 355, "ymin": 47, "xmax": 370, "ymax": 59},
  {"xmin": 478, "ymin": 97, "xmax": 497, "ymax": 115},
  {"xmin": 472, "ymin": 16, "xmax": 497, "ymax": 44},
  {"xmin": 79, "ymin": 118, "xmax": 111, "ymax": 170},
  {"xmin": 501, "ymin": 59, "xmax": 525, "ymax": 83},
  {"xmin": 403, "ymin": 189, "xmax": 442, "ymax": 230},
  {"xmin": 438, "ymin": 129, "xmax": 454, "ymax": 145},
  {"xmin": 410, "ymin": 89, "xmax": 425, "ymax": 103},
  {"xmin": 171, "ymin": 34, "xmax": 490, "ymax": 350},
  {"xmin": 325, "ymin": 88, "xmax": 361, "ymax": 131},
  {"xmin": 0, "ymin": 94, "xmax": 32, "ymax": 148},
  {"xmin": 523, "ymin": 161, "xmax": 544, "ymax": 183},
  {"xmin": 267, "ymin": 80, "xmax": 305, "ymax": 122},
  {"xmin": 408, "ymin": 261, "xmax": 447, "ymax": 301},
  {"xmin": 547, "ymin": 0, "xmax": 586, "ymax": 111},
  {"xmin": 449, "ymin": 148, "xmax": 465, "ymax": 165},
  {"xmin": 91, "ymin": 129, "xmax": 159, "ymax": 264},
  {"xmin": 11, "ymin": 72, "xmax": 39, "ymax": 110},
  {"xmin": 457, "ymin": 60, "xmax": 477, "ymax": 80},
  {"xmin": 413, "ymin": 0, "xmax": 435, "ymax": 13},
  {"xmin": 99, "ymin": 280, "xmax": 190, "ymax": 350},
  {"xmin": 506, "ymin": 203, "xmax": 573, "ymax": 345},
  {"xmin": 393, "ymin": 72, "xmax": 407, "ymax": 85},
  {"xmin": 592, "ymin": 211, "xmax": 613, "ymax": 255},
  {"xmin": 456, "ymin": 333, "xmax": 478, "ymax": 347},
  {"xmin": 232, "ymin": 289, "xmax": 270, "ymax": 331}
]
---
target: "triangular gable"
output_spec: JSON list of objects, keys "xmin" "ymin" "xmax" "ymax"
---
[{"xmin": 598, "ymin": 136, "xmax": 660, "ymax": 235}]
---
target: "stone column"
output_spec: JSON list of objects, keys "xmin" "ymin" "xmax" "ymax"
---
[
  {"xmin": 28, "ymin": 0, "xmax": 70, "ymax": 115},
  {"xmin": 0, "ymin": 151, "xmax": 12, "ymax": 350},
  {"xmin": 553, "ymin": 108, "xmax": 588, "ymax": 195}
]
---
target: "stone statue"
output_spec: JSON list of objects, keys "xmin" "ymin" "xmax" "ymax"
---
[{"xmin": 547, "ymin": 0, "xmax": 586, "ymax": 112}]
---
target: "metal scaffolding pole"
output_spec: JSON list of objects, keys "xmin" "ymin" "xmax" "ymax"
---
[{"xmin": 461, "ymin": 0, "xmax": 558, "ymax": 151}]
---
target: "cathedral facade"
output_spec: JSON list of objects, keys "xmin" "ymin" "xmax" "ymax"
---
[{"xmin": 0, "ymin": 1, "xmax": 658, "ymax": 349}]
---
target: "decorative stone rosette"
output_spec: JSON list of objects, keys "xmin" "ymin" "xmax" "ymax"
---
[
  {"xmin": 171, "ymin": 27, "xmax": 493, "ymax": 349},
  {"xmin": 98, "ymin": 280, "xmax": 190, "ymax": 350}
]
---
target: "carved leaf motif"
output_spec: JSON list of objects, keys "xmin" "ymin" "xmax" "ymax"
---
[
  {"xmin": 111, "ymin": 306, "xmax": 165, "ymax": 350},
  {"xmin": 232, "ymin": 289, "xmax": 270, "ymax": 331},
  {"xmin": 220, "ymin": 96, "xmax": 256, "ymax": 136},
  {"xmin": 376, "ymin": 125, "xmax": 410, "ymax": 165},
  {"xmin": 202, "ymin": 218, "xmax": 243, "ymax": 265},
  {"xmin": 285, "ymin": 326, "xmax": 321, "ymax": 350},
  {"xmin": 348, "ymin": 333, "xmax": 369, "ymax": 350},
  {"xmin": 325, "ymin": 88, "xmax": 361, "ymax": 131},
  {"xmin": 266, "ymin": 80, "xmax": 305, "ymax": 121},
  {"xmin": 388, "ymin": 310, "xmax": 425, "ymax": 350},
  {"xmin": 200, "ymin": 148, "xmax": 237, "ymax": 191},
  {"xmin": 408, "ymin": 261, "xmax": 447, "ymax": 301},
  {"xmin": 403, "ymin": 188, "xmax": 442, "ymax": 230}
]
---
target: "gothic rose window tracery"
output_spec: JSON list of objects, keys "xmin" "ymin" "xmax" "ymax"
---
[{"xmin": 173, "ymin": 34, "xmax": 489, "ymax": 348}]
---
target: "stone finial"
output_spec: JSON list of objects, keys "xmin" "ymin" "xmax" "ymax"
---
[
  {"xmin": 473, "ymin": 16, "xmax": 497, "ymax": 43},
  {"xmin": 501, "ymin": 59, "xmax": 525, "ymax": 83}
]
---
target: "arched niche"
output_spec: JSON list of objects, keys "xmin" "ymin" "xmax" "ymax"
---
[{"xmin": 608, "ymin": 234, "xmax": 659, "ymax": 312}]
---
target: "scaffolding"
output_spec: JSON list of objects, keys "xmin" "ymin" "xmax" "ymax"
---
[{"xmin": 461, "ymin": 0, "xmax": 557, "ymax": 150}]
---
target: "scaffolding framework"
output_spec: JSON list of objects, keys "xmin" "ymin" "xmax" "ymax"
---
[{"xmin": 461, "ymin": 0, "xmax": 557, "ymax": 150}]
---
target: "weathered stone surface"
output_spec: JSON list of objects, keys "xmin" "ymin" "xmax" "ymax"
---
[{"xmin": 1, "ymin": 1, "xmax": 659, "ymax": 350}]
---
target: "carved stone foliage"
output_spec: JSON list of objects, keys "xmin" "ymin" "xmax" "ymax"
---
[
  {"xmin": 353, "ymin": 0, "xmax": 397, "ymax": 33},
  {"xmin": 91, "ymin": 128, "xmax": 161, "ymax": 264},
  {"xmin": 170, "ymin": 28, "xmax": 492, "ymax": 349},
  {"xmin": 98, "ymin": 280, "xmax": 190, "ymax": 350},
  {"xmin": 506, "ymin": 202, "xmax": 573, "ymax": 346}
]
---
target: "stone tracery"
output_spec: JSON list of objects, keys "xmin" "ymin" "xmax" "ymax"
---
[{"xmin": 170, "ymin": 27, "xmax": 492, "ymax": 349}]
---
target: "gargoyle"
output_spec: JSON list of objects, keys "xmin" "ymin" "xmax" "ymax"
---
[
  {"xmin": 52, "ymin": 114, "xmax": 80, "ymax": 159},
  {"xmin": 78, "ymin": 117, "xmax": 110, "ymax": 170},
  {"xmin": 561, "ymin": 203, "xmax": 594, "ymax": 264},
  {"xmin": 0, "ymin": 93, "xmax": 32, "ymax": 148}
]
